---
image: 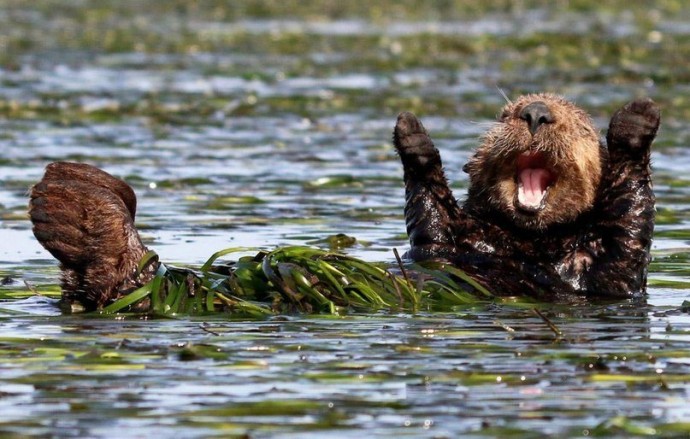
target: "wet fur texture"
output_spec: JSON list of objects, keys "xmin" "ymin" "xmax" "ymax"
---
[
  {"xmin": 29, "ymin": 162, "xmax": 158, "ymax": 310},
  {"xmin": 394, "ymin": 94, "xmax": 659, "ymax": 299},
  {"xmin": 465, "ymin": 95, "xmax": 604, "ymax": 230}
]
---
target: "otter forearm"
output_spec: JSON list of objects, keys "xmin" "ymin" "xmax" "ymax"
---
[
  {"xmin": 583, "ymin": 99, "xmax": 659, "ymax": 296},
  {"xmin": 402, "ymin": 181, "xmax": 462, "ymax": 257},
  {"xmin": 394, "ymin": 112, "xmax": 464, "ymax": 256},
  {"xmin": 584, "ymin": 161, "xmax": 655, "ymax": 296}
]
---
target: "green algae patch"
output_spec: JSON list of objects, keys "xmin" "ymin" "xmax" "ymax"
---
[
  {"xmin": 307, "ymin": 233, "xmax": 359, "ymax": 250},
  {"xmin": 591, "ymin": 416, "xmax": 659, "ymax": 436},
  {"xmin": 587, "ymin": 373, "xmax": 690, "ymax": 384},
  {"xmin": 205, "ymin": 196, "xmax": 266, "ymax": 210},
  {"xmin": 179, "ymin": 399, "xmax": 324, "ymax": 418},
  {"xmin": 0, "ymin": 285, "xmax": 61, "ymax": 301},
  {"xmin": 176, "ymin": 343, "xmax": 231, "ymax": 361}
]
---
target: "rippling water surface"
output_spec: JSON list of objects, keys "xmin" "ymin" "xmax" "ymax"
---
[{"xmin": 0, "ymin": 2, "xmax": 689, "ymax": 437}]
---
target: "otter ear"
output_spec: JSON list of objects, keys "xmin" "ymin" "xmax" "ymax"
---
[{"xmin": 463, "ymin": 156, "xmax": 479, "ymax": 175}]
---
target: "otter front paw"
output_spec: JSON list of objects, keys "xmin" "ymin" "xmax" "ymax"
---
[
  {"xmin": 393, "ymin": 112, "xmax": 442, "ymax": 172},
  {"xmin": 607, "ymin": 98, "xmax": 660, "ymax": 155}
]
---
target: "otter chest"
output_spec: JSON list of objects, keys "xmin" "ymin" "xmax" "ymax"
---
[{"xmin": 469, "ymin": 225, "xmax": 602, "ymax": 293}]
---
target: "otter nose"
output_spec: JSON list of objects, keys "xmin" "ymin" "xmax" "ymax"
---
[{"xmin": 519, "ymin": 101, "xmax": 554, "ymax": 135}]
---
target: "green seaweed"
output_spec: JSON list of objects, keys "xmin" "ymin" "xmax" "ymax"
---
[{"xmin": 101, "ymin": 246, "xmax": 491, "ymax": 317}]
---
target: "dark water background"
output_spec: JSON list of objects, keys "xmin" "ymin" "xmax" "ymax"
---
[{"xmin": 0, "ymin": 2, "xmax": 689, "ymax": 437}]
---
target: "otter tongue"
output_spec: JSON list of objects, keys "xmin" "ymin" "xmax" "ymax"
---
[{"xmin": 518, "ymin": 168, "xmax": 550, "ymax": 208}]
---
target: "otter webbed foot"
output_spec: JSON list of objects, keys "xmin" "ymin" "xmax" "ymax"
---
[
  {"xmin": 29, "ymin": 162, "xmax": 156, "ymax": 311},
  {"xmin": 607, "ymin": 98, "xmax": 660, "ymax": 157}
]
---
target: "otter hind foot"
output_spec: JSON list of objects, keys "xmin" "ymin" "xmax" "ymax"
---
[
  {"xmin": 29, "ymin": 162, "xmax": 153, "ymax": 310},
  {"xmin": 607, "ymin": 98, "xmax": 660, "ymax": 154}
]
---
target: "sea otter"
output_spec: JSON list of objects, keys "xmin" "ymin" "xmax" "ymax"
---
[
  {"xmin": 28, "ymin": 94, "xmax": 659, "ymax": 310},
  {"xmin": 394, "ymin": 93, "xmax": 659, "ymax": 299}
]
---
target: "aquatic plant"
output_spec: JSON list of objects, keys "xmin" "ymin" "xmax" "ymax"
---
[{"xmin": 101, "ymin": 245, "xmax": 493, "ymax": 317}]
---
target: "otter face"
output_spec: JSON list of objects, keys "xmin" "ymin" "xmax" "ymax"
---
[{"xmin": 464, "ymin": 93, "xmax": 603, "ymax": 230}]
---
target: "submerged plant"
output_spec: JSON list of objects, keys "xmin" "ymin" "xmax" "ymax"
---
[{"xmin": 101, "ymin": 246, "xmax": 493, "ymax": 317}]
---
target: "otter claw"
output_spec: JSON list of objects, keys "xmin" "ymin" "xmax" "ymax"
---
[{"xmin": 607, "ymin": 98, "xmax": 660, "ymax": 152}]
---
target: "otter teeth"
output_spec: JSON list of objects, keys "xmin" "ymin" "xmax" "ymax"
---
[{"xmin": 517, "ymin": 168, "xmax": 551, "ymax": 209}]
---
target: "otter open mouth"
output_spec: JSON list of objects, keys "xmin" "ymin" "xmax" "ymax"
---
[{"xmin": 515, "ymin": 151, "xmax": 556, "ymax": 213}]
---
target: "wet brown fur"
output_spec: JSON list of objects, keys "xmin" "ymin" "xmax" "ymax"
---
[
  {"xmin": 394, "ymin": 94, "xmax": 659, "ymax": 299},
  {"xmin": 465, "ymin": 94, "xmax": 604, "ymax": 229},
  {"xmin": 29, "ymin": 162, "xmax": 157, "ymax": 310}
]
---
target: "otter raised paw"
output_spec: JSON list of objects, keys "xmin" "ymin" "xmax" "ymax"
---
[
  {"xmin": 29, "ymin": 162, "xmax": 158, "ymax": 311},
  {"xmin": 393, "ymin": 112, "xmax": 463, "ymax": 261},
  {"xmin": 395, "ymin": 94, "xmax": 659, "ymax": 299}
]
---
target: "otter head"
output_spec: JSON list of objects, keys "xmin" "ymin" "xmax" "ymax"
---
[{"xmin": 463, "ymin": 93, "xmax": 604, "ymax": 230}]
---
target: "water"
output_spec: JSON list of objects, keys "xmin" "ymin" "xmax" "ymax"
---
[{"xmin": 0, "ymin": 2, "xmax": 689, "ymax": 437}]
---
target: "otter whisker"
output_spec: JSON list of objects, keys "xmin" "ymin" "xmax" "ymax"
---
[{"xmin": 496, "ymin": 86, "xmax": 512, "ymax": 105}]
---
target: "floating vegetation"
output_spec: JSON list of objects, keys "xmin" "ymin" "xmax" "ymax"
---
[
  {"xmin": 307, "ymin": 232, "xmax": 358, "ymax": 250},
  {"xmin": 102, "ymin": 245, "xmax": 493, "ymax": 317}
]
